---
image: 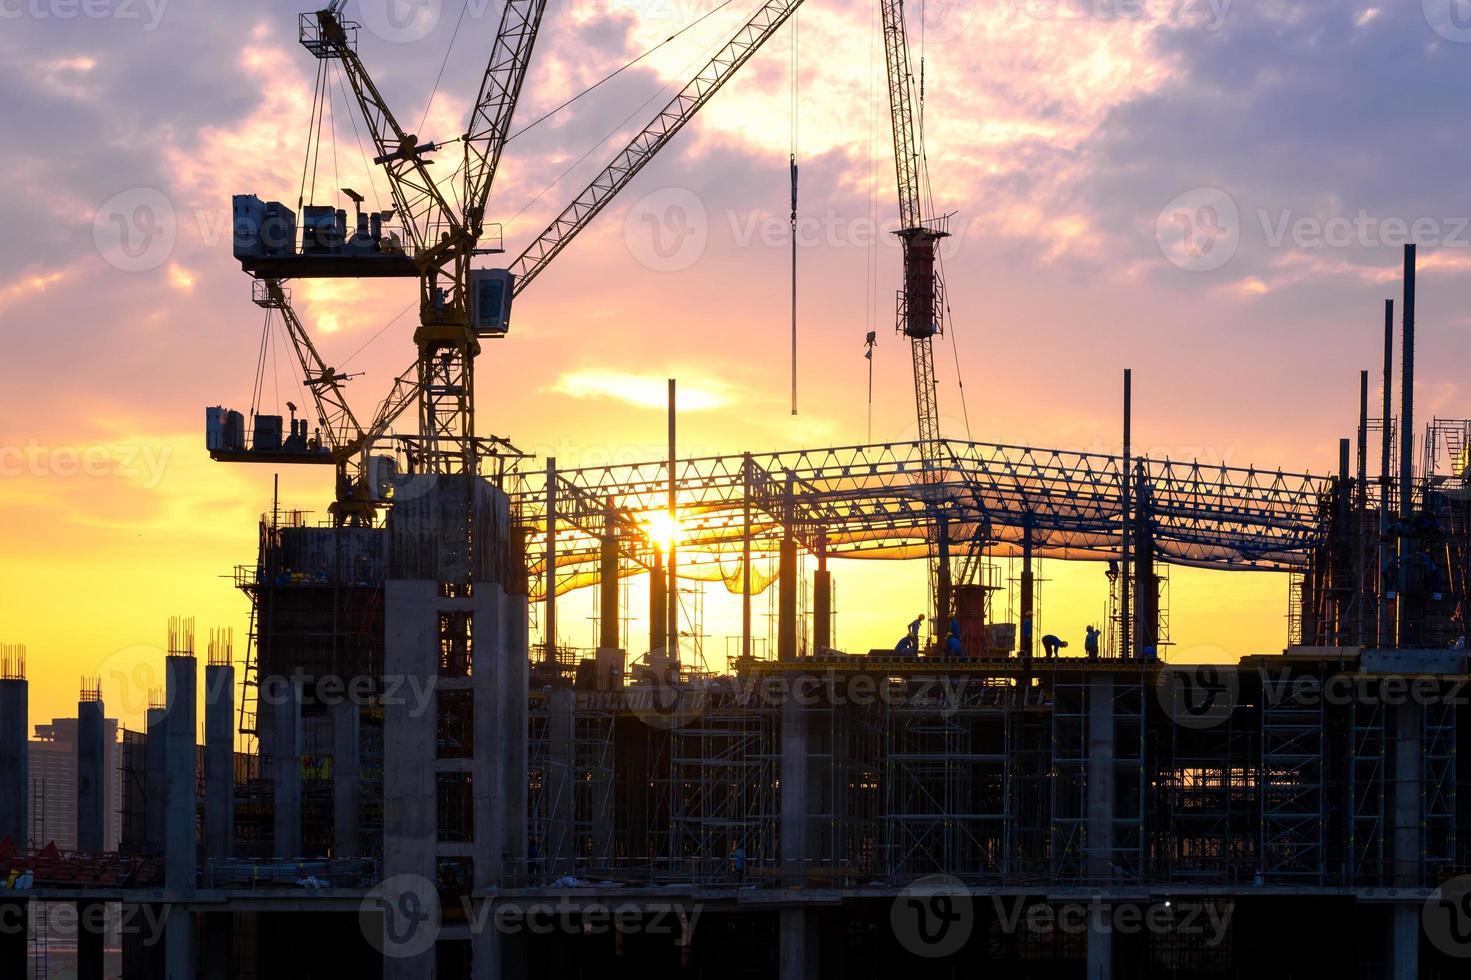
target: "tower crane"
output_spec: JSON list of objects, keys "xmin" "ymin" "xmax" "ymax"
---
[
  {"xmin": 879, "ymin": 0, "xmax": 953, "ymax": 638},
  {"xmin": 221, "ymin": 0, "xmax": 808, "ymax": 526}
]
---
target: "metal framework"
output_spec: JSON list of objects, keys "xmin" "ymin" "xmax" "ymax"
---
[{"xmin": 514, "ymin": 439, "xmax": 1331, "ymax": 601}]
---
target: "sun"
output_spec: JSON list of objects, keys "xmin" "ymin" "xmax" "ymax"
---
[{"xmin": 643, "ymin": 511, "xmax": 684, "ymax": 550}]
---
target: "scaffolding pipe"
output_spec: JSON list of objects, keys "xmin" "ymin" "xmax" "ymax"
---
[
  {"xmin": 668, "ymin": 380, "xmax": 679, "ymax": 667},
  {"xmin": 545, "ymin": 457, "xmax": 557, "ymax": 664},
  {"xmin": 1357, "ymin": 371, "xmax": 1368, "ymax": 646},
  {"xmin": 1397, "ymin": 245, "xmax": 1416, "ymax": 647},
  {"xmin": 1380, "ymin": 298, "xmax": 1394, "ymax": 647},
  {"xmin": 742, "ymin": 454, "xmax": 753, "ymax": 660},
  {"xmin": 1121, "ymin": 369, "xmax": 1132, "ymax": 659}
]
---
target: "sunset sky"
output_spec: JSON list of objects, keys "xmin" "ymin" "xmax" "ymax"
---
[{"xmin": 3, "ymin": 0, "xmax": 1470, "ymax": 728}]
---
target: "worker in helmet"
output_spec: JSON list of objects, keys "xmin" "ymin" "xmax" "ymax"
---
[
  {"xmin": 1084, "ymin": 626, "xmax": 1100, "ymax": 659},
  {"xmin": 1042, "ymin": 634, "xmax": 1067, "ymax": 658}
]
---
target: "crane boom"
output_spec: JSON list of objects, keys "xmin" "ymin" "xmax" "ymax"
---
[
  {"xmin": 462, "ymin": 0, "xmax": 549, "ymax": 244},
  {"xmin": 310, "ymin": 7, "xmax": 458, "ymax": 258},
  {"xmin": 879, "ymin": 0, "xmax": 950, "ymax": 635},
  {"xmin": 506, "ymin": 0, "xmax": 807, "ymax": 296}
]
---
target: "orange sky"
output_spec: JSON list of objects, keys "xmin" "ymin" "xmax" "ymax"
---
[{"xmin": 3, "ymin": 1, "xmax": 1466, "ymax": 729}]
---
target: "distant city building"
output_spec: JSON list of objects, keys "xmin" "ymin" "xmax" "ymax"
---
[{"xmin": 29, "ymin": 717, "xmax": 121, "ymax": 851}]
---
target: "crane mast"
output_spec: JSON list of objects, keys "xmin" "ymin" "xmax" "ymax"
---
[{"xmin": 880, "ymin": 0, "xmax": 951, "ymax": 637}]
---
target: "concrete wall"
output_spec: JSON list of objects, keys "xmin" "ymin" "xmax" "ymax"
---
[{"xmin": 204, "ymin": 664, "xmax": 234, "ymax": 861}]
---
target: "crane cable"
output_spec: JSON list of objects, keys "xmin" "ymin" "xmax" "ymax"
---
[{"xmin": 789, "ymin": 10, "xmax": 799, "ymax": 416}]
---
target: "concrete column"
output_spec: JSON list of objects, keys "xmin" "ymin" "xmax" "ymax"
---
[
  {"xmin": 204, "ymin": 662, "xmax": 235, "ymax": 862},
  {"xmin": 269, "ymin": 678, "xmax": 302, "ymax": 860},
  {"xmin": 1390, "ymin": 701, "xmax": 1423, "ymax": 887},
  {"xmin": 472, "ymin": 585, "xmax": 529, "ymax": 980},
  {"xmin": 545, "ymin": 687, "xmax": 576, "ymax": 877},
  {"xmin": 203, "ymin": 911, "xmax": 233, "ymax": 980},
  {"xmin": 1391, "ymin": 903, "xmax": 1418, "ymax": 980},
  {"xmin": 164, "ymin": 905, "xmax": 194, "ymax": 980},
  {"xmin": 78, "ymin": 697, "xmax": 105, "ymax": 851},
  {"xmin": 165, "ymin": 655, "xmax": 197, "ymax": 890},
  {"xmin": 383, "ymin": 581, "xmax": 437, "ymax": 979},
  {"xmin": 1087, "ymin": 675, "xmax": 1116, "ymax": 883},
  {"xmin": 780, "ymin": 692, "xmax": 808, "ymax": 886},
  {"xmin": 331, "ymin": 699, "xmax": 361, "ymax": 858},
  {"xmin": 813, "ymin": 532, "xmax": 831, "ymax": 655},
  {"xmin": 778, "ymin": 493, "xmax": 798, "ymax": 661},
  {"xmin": 0, "ymin": 677, "xmax": 28, "ymax": 847},
  {"xmin": 1086, "ymin": 902, "xmax": 1113, "ymax": 980},
  {"xmin": 649, "ymin": 547, "xmax": 667, "ymax": 659},
  {"xmin": 779, "ymin": 908, "xmax": 818, "ymax": 980},
  {"xmin": 77, "ymin": 695, "xmax": 105, "ymax": 980},
  {"xmin": 600, "ymin": 503, "xmax": 620, "ymax": 652},
  {"xmin": 0, "ymin": 676, "xmax": 25, "ymax": 980},
  {"xmin": 146, "ymin": 706, "xmax": 166, "ymax": 853}
]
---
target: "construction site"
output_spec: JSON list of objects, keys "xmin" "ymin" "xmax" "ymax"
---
[{"xmin": 3, "ymin": 1, "xmax": 1471, "ymax": 978}]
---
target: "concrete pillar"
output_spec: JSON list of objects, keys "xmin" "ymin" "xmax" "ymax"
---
[
  {"xmin": 1087, "ymin": 675, "xmax": 1115, "ymax": 883},
  {"xmin": 600, "ymin": 503, "xmax": 620, "ymax": 652},
  {"xmin": 779, "ymin": 481, "xmax": 798, "ymax": 661},
  {"xmin": 331, "ymin": 699, "xmax": 360, "ymax": 858},
  {"xmin": 545, "ymin": 687, "xmax": 576, "ymax": 877},
  {"xmin": 472, "ymin": 584, "xmax": 529, "ymax": 980},
  {"xmin": 1390, "ymin": 902, "xmax": 1418, "ymax": 980},
  {"xmin": 1086, "ymin": 902, "xmax": 1113, "ymax": 980},
  {"xmin": 146, "ymin": 706, "xmax": 166, "ymax": 853},
  {"xmin": 204, "ymin": 662, "xmax": 235, "ymax": 862},
  {"xmin": 0, "ymin": 677, "xmax": 25, "ymax": 980},
  {"xmin": 203, "ymin": 911, "xmax": 233, "ymax": 980},
  {"xmin": 78, "ymin": 695, "xmax": 105, "ymax": 980},
  {"xmin": 1390, "ymin": 701, "xmax": 1423, "ymax": 887},
  {"xmin": 0, "ymin": 677, "xmax": 28, "ymax": 847},
  {"xmin": 164, "ymin": 905, "xmax": 194, "ymax": 980},
  {"xmin": 779, "ymin": 908, "xmax": 818, "ymax": 980},
  {"xmin": 649, "ymin": 546, "xmax": 667, "ymax": 659},
  {"xmin": 936, "ymin": 512, "xmax": 952, "ymax": 632},
  {"xmin": 383, "ymin": 581, "xmax": 437, "ymax": 979},
  {"xmin": 780, "ymin": 692, "xmax": 808, "ymax": 886},
  {"xmin": 165, "ymin": 655, "xmax": 197, "ymax": 890},
  {"xmin": 813, "ymin": 532, "xmax": 831, "ymax": 655},
  {"xmin": 269, "ymin": 679, "xmax": 302, "ymax": 860}
]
